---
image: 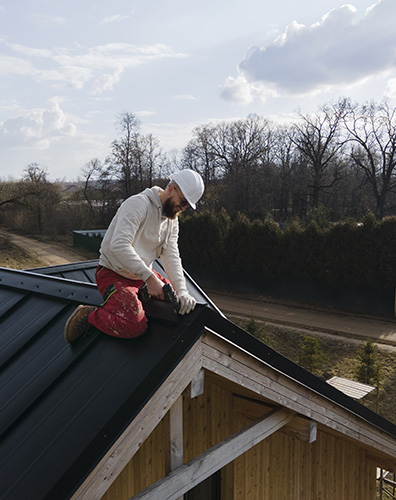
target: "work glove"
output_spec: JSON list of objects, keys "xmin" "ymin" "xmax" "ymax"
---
[{"xmin": 178, "ymin": 292, "xmax": 196, "ymax": 315}]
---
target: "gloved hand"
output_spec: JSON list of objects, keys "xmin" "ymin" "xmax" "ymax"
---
[{"xmin": 178, "ymin": 292, "xmax": 196, "ymax": 315}]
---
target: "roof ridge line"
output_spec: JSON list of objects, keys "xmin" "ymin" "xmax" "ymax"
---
[{"xmin": 0, "ymin": 267, "xmax": 102, "ymax": 305}]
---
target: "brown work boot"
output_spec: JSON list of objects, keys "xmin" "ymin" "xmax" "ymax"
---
[{"xmin": 64, "ymin": 305, "xmax": 96, "ymax": 343}]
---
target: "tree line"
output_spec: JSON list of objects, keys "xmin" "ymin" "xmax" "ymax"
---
[
  {"xmin": 183, "ymin": 98, "xmax": 396, "ymax": 221},
  {"xmin": 69, "ymin": 98, "xmax": 396, "ymax": 222},
  {"xmin": 2, "ymin": 97, "xmax": 396, "ymax": 237}
]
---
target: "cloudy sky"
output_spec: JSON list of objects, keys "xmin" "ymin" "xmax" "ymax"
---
[{"xmin": 1, "ymin": 0, "xmax": 396, "ymax": 180}]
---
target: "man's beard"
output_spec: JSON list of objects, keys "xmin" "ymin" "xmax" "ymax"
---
[{"xmin": 163, "ymin": 197, "xmax": 180, "ymax": 219}]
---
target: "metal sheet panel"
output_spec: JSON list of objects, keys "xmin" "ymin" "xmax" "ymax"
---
[{"xmin": 0, "ymin": 265, "xmax": 206, "ymax": 500}]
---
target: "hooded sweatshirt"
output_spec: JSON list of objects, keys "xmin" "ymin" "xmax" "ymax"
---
[{"xmin": 99, "ymin": 186, "xmax": 188, "ymax": 295}]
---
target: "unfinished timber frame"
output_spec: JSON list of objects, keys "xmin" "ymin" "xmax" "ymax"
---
[{"xmin": 72, "ymin": 330, "xmax": 396, "ymax": 500}]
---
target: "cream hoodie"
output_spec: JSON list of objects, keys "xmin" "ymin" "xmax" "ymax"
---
[{"xmin": 99, "ymin": 186, "xmax": 188, "ymax": 295}]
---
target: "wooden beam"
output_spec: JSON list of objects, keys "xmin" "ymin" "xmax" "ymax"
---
[
  {"xmin": 169, "ymin": 396, "xmax": 183, "ymax": 500},
  {"xmin": 170, "ymin": 396, "xmax": 183, "ymax": 470},
  {"xmin": 187, "ymin": 368, "xmax": 205, "ymax": 399},
  {"xmin": 232, "ymin": 395, "xmax": 317, "ymax": 443},
  {"xmin": 287, "ymin": 418, "xmax": 317, "ymax": 443},
  {"xmin": 130, "ymin": 407, "xmax": 295, "ymax": 500}
]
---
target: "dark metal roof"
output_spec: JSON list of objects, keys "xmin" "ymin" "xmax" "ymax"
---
[
  {"xmin": 0, "ymin": 262, "xmax": 210, "ymax": 500},
  {"xmin": 28, "ymin": 259, "xmax": 99, "ymax": 283},
  {"xmin": 27, "ymin": 259, "xmax": 218, "ymax": 313},
  {"xmin": 1, "ymin": 260, "xmax": 396, "ymax": 500}
]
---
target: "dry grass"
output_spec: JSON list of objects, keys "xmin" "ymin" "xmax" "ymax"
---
[{"xmin": 0, "ymin": 234, "xmax": 46, "ymax": 269}]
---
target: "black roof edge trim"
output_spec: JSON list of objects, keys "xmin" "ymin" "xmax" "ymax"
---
[
  {"xmin": 155, "ymin": 259, "xmax": 222, "ymax": 314},
  {"xmin": 204, "ymin": 307, "xmax": 396, "ymax": 440},
  {"xmin": 182, "ymin": 267, "xmax": 223, "ymax": 314},
  {"xmin": 0, "ymin": 267, "xmax": 102, "ymax": 305}
]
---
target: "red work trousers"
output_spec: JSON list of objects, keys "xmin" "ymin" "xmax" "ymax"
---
[{"xmin": 88, "ymin": 265, "xmax": 169, "ymax": 338}]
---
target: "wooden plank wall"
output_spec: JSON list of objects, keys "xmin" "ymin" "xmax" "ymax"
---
[
  {"xmin": 101, "ymin": 376, "xmax": 377, "ymax": 500},
  {"xmin": 231, "ymin": 415, "xmax": 376, "ymax": 500},
  {"xmin": 101, "ymin": 413, "xmax": 170, "ymax": 500}
]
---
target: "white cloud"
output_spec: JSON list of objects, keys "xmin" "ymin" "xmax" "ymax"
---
[
  {"xmin": 385, "ymin": 78, "xmax": 396, "ymax": 99},
  {"xmin": 92, "ymin": 67, "xmax": 124, "ymax": 94},
  {"xmin": 0, "ymin": 54, "xmax": 39, "ymax": 77},
  {"xmin": 135, "ymin": 110, "xmax": 156, "ymax": 117},
  {"xmin": 174, "ymin": 94, "xmax": 198, "ymax": 101},
  {"xmin": 1, "ymin": 40, "xmax": 187, "ymax": 94},
  {"xmin": 220, "ymin": 74, "xmax": 277, "ymax": 104},
  {"xmin": 0, "ymin": 99, "xmax": 76, "ymax": 150},
  {"xmin": 223, "ymin": 0, "xmax": 396, "ymax": 103},
  {"xmin": 143, "ymin": 121, "xmax": 196, "ymax": 151},
  {"xmin": 99, "ymin": 14, "xmax": 132, "ymax": 26}
]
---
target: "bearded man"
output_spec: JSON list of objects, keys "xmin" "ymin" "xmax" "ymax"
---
[{"xmin": 64, "ymin": 169, "xmax": 204, "ymax": 343}]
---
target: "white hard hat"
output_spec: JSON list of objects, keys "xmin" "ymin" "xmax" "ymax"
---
[{"xmin": 170, "ymin": 169, "xmax": 204, "ymax": 209}]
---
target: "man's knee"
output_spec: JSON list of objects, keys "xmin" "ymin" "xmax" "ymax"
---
[
  {"xmin": 122, "ymin": 314, "xmax": 148, "ymax": 338},
  {"xmin": 89, "ymin": 304, "xmax": 148, "ymax": 339}
]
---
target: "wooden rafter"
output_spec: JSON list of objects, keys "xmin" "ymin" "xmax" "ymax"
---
[{"xmin": 131, "ymin": 407, "xmax": 296, "ymax": 500}]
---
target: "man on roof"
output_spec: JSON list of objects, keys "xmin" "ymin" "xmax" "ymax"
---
[{"xmin": 64, "ymin": 169, "xmax": 204, "ymax": 343}]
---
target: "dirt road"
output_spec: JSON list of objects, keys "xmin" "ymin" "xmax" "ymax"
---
[
  {"xmin": 4, "ymin": 230, "xmax": 396, "ymax": 347},
  {"xmin": 206, "ymin": 290, "xmax": 396, "ymax": 347},
  {"xmin": 1, "ymin": 230, "xmax": 89, "ymax": 266}
]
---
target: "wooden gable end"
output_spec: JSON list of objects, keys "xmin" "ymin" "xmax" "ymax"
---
[{"xmin": 73, "ymin": 330, "xmax": 396, "ymax": 500}]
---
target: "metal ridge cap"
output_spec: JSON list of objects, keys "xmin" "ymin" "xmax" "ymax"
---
[
  {"xmin": 0, "ymin": 267, "xmax": 102, "ymax": 305},
  {"xmin": 154, "ymin": 259, "xmax": 222, "ymax": 314}
]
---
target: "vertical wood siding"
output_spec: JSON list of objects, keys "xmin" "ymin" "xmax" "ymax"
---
[{"xmin": 101, "ymin": 377, "xmax": 376, "ymax": 500}]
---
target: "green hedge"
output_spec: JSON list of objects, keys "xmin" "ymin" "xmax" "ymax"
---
[{"xmin": 178, "ymin": 211, "xmax": 396, "ymax": 291}]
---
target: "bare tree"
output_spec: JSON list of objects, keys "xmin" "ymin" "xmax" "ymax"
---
[
  {"xmin": 80, "ymin": 158, "xmax": 121, "ymax": 227},
  {"xmin": 141, "ymin": 133, "xmax": 161, "ymax": 188},
  {"xmin": 159, "ymin": 149, "xmax": 183, "ymax": 180},
  {"xmin": 0, "ymin": 181, "xmax": 32, "ymax": 208},
  {"xmin": 273, "ymin": 125, "xmax": 308, "ymax": 219},
  {"xmin": 22, "ymin": 163, "xmax": 60, "ymax": 234},
  {"xmin": 108, "ymin": 112, "xmax": 141, "ymax": 199},
  {"xmin": 343, "ymin": 100, "xmax": 396, "ymax": 219},
  {"xmin": 290, "ymin": 103, "xmax": 348, "ymax": 209},
  {"xmin": 183, "ymin": 124, "xmax": 221, "ymax": 185},
  {"xmin": 183, "ymin": 115, "xmax": 275, "ymax": 216},
  {"xmin": 223, "ymin": 115, "xmax": 277, "ymax": 216},
  {"xmin": 107, "ymin": 112, "xmax": 162, "ymax": 198},
  {"xmin": 81, "ymin": 158, "xmax": 103, "ymax": 217}
]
